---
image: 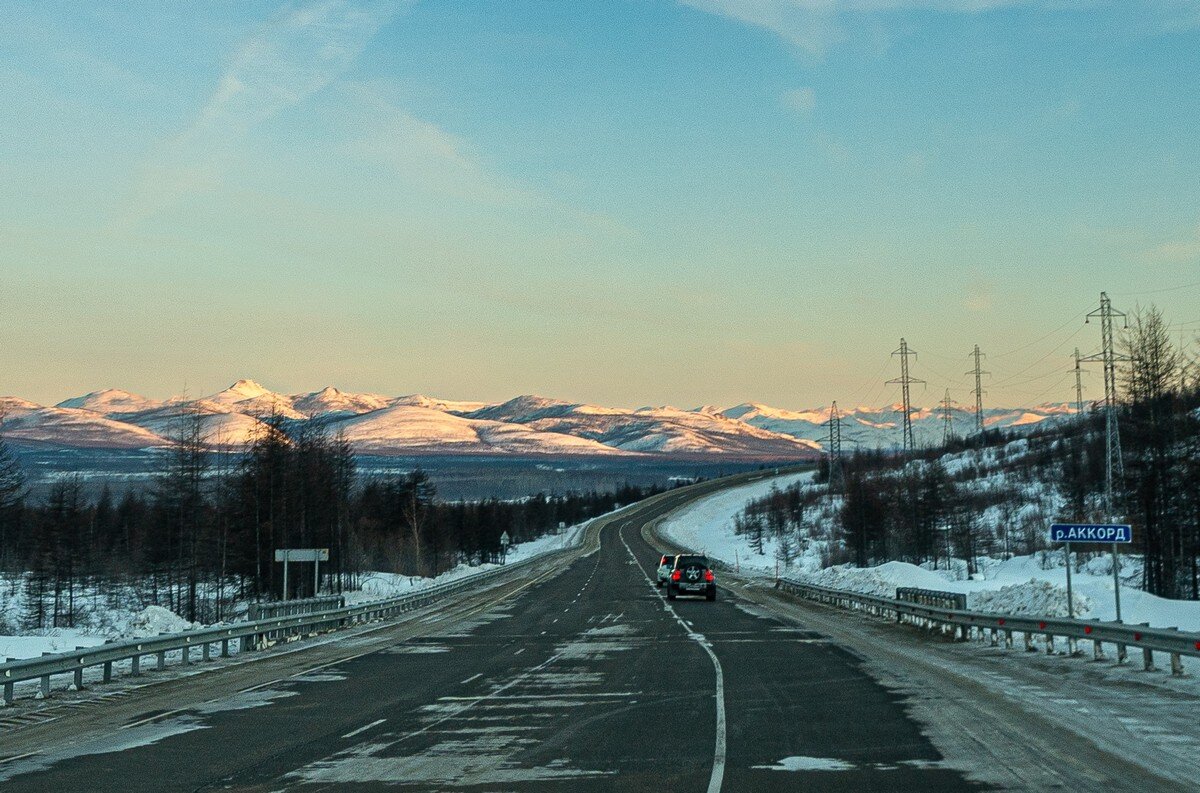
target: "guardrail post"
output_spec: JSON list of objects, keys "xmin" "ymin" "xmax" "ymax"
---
[
  {"xmin": 73, "ymin": 667, "xmax": 84, "ymax": 690},
  {"xmin": 221, "ymin": 639, "xmax": 230, "ymax": 657},
  {"xmin": 1024, "ymin": 631, "xmax": 1035, "ymax": 652},
  {"xmin": 989, "ymin": 628, "xmax": 998, "ymax": 646},
  {"xmin": 182, "ymin": 645, "xmax": 190, "ymax": 665},
  {"xmin": 1116, "ymin": 642, "xmax": 1128, "ymax": 665},
  {"xmin": 202, "ymin": 642, "xmax": 211, "ymax": 662},
  {"xmin": 3, "ymin": 681, "xmax": 12, "ymax": 706},
  {"xmin": 156, "ymin": 650, "xmax": 166, "ymax": 671},
  {"xmin": 1093, "ymin": 640, "xmax": 1105, "ymax": 660},
  {"xmin": 1170, "ymin": 652, "xmax": 1184, "ymax": 676},
  {"xmin": 1045, "ymin": 633, "xmax": 1055, "ymax": 654},
  {"xmin": 39, "ymin": 674, "xmax": 50, "ymax": 699},
  {"xmin": 131, "ymin": 654, "xmax": 140, "ymax": 676},
  {"xmin": 1142, "ymin": 647, "xmax": 1156, "ymax": 672},
  {"xmin": 103, "ymin": 661, "xmax": 113, "ymax": 682}
]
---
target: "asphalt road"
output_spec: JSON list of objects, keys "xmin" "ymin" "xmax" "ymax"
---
[{"xmin": 0, "ymin": 482, "xmax": 982, "ymax": 792}]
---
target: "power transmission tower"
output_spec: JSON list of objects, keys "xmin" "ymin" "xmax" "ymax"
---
[
  {"xmin": 937, "ymin": 389, "xmax": 956, "ymax": 447},
  {"xmin": 1073, "ymin": 347, "xmax": 1085, "ymax": 415},
  {"xmin": 887, "ymin": 338, "xmax": 925, "ymax": 454},
  {"xmin": 966, "ymin": 345, "xmax": 989, "ymax": 436},
  {"xmin": 1082, "ymin": 292, "xmax": 1130, "ymax": 522},
  {"xmin": 827, "ymin": 401, "xmax": 846, "ymax": 493}
]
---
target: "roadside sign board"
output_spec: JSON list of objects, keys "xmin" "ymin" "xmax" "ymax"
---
[
  {"xmin": 499, "ymin": 531, "xmax": 511, "ymax": 547},
  {"xmin": 1049, "ymin": 524, "xmax": 1132, "ymax": 544},
  {"xmin": 274, "ymin": 548, "xmax": 330, "ymax": 562}
]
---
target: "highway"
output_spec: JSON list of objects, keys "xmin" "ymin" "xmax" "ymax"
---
[{"xmin": 0, "ymin": 475, "xmax": 1190, "ymax": 791}]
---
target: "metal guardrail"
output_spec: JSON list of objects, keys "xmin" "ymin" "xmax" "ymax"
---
[
  {"xmin": 777, "ymin": 576, "xmax": 1200, "ymax": 676},
  {"xmin": 896, "ymin": 587, "xmax": 966, "ymax": 610},
  {"xmin": 248, "ymin": 595, "xmax": 345, "ymax": 622},
  {"xmin": 0, "ymin": 548, "xmax": 557, "ymax": 707}
]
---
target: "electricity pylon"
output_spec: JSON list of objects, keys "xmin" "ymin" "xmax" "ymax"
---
[
  {"xmin": 1073, "ymin": 347, "xmax": 1085, "ymax": 415},
  {"xmin": 1082, "ymin": 292, "xmax": 1130, "ymax": 523},
  {"xmin": 887, "ymin": 339, "xmax": 925, "ymax": 454},
  {"xmin": 937, "ymin": 389, "xmax": 957, "ymax": 447},
  {"xmin": 966, "ymin": 345, "xmax": 989, "ymax": 436},
  {"xmin": 827, "ymin": 401, "xmax": 846, "ymax": 493}
]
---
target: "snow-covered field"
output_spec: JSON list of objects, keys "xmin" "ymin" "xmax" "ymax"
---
[
  {"xmin": 659, "ymin": 471, "xmax": 818, "ymax": 574},
  {"xmin": 0, "ymin": 519, "xmax": 594, "ymax": 662},
  {"xmin": 660, "ymin": 472, "xmax": 1200, "ymax": 632}
]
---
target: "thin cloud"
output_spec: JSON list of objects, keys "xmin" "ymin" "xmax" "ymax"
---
[
  {"xmin": 342, "ymin": 84, "xmax": 531, "ymax": 205},
  {"xmin": 782, "ymin": 86, "xmax": 816, "ymax": 114},
  {"xmin": 680, "ymin": 1, "xmax": 1037, "ymax": 57},
  {"xmin": 122, "ymin": 0, "xmax": 409, "ymax": 226},
  {"xmin": 1142, "ymin": 223, "xmax": 1200, "ymax": 264}
]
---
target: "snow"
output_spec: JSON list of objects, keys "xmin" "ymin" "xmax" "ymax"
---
[
  {"xmin": 658, "ymin": 471, "xmax": 818, "ymax": 573},
  {"xmin": 660, "ymin": 472, "xmax": 1200, "ymax": 632},
  {"xmin": 0, "ymin": 514, "xmax": 595, "ymax": 661},
  {"xmin": 335, "ymin": 405, "xmax": 630, "ymax": 456},
  {"xmin": 122, "ymin": 605, "xmax": 201, "ymax": 638},
  {"xmin": 346, "ymin": 520, "xmax": 591, "ymax": 603}
]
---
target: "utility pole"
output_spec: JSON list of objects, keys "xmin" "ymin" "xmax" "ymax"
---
[
  {"xmin": 1082, "ymin": 292, "xmax": 1130, "ymax": 522},
  {"xmin": 1073, "ymin": 347, "xmax": 1085, "ymax": 415},
  {"xmin": 938, "ymin": 389, "xmax": 956, "ymax": 447},
  {"xmin": 827, "ymin": 401, "xmax": 845, "ymax": 494},
  {"xmin": 966, "ymin": 345, "xmax": 989, "ymax": 436},
  {"xmin": 887, "ymin": 338, "xmax": 925, "ymax": 454}
]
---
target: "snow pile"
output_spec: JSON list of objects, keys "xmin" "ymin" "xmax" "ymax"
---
[
  {"xmin": 121, "ymin": 606, "xmax": 200, "ymax": 638},
  {"xmin": 969, "ymin": 580, "xmax": 1091, "ymax": 618},
  {"xmin": 800, "ymin": 561, "xmax": 954, "ymax": 599}
]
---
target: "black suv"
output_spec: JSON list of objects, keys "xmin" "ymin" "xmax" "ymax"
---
[{"xmin": 666, "ymin": 554, "xmax": 716, "ymax": 601}]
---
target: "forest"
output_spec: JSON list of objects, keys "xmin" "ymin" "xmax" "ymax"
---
[
  {"xmin": 736, "ymin": 306, "xmax": 1200, "ymax": 600},
  {"xmin": 0, "ymin": 412, "xmax": 659, "ymax": 629}
]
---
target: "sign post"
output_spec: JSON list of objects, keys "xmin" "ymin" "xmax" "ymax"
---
[
  {"xmin": 1049, "ymin": 524, "xmax": 1132, "ymax": 623},
  {"xmin": 274, "ymin": 548, "xmax": 330, "ymax": 600}
]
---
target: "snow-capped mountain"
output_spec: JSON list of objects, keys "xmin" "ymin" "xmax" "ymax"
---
[
  {"xmin": 468, "ymin": 397, "xmax": 820, "ymax": 457},
  {"xmin": 56, "ymin": 389, "xmax": 163, "ymax": 415},
  {"xmin": 336, "ymin": 404, "xmax": 627, "ymax": 456},
  {"xmin": 1, "ymin": 381, "xmax": 1080, "ymax": 458},
  {"xmin": 718, "ymin": 402, "xmax": 1080, "ymax": 449}
]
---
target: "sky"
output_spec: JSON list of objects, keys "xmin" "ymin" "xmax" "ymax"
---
[{"xmin": 2, "ymin": 0, "xmax": 1199, "ymax": 411}]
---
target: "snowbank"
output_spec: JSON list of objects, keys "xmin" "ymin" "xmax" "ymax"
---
[
  {"xmin": 658, "ymin": 472, "xmax": 1200, "ymax": 632},
  {"xmin": 345, "ymin": 518, "xmax": 590, "ymax": 604},
  {"xmin": 122, "ymin": 606, "xmax": 200, "ymax": 638}
]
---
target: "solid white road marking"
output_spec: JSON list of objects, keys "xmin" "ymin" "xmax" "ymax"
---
[
  {"xmin": 342, "ymin": 718, "xmax": 386, "ymax": 739},
  {"xmin": 460, "ymin": 673, "xmax": 483, "ymax": 684},
  {"xmin": 619, "ymin": 526, "xmax": 725, "ymax": 793},
  {"xmin": 514, "ymin": 648, "xmax": 526, "ymax": 656}
]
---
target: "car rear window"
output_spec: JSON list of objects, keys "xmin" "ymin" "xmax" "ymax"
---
[
  {"xmin": 676, "ymin": 555, "xmax": 708, "ymax": 568},
  {"xmin": 660, "ymin": 556, "xmax": 672, "ymax": 565}
]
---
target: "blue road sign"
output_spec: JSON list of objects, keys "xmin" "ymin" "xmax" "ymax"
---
[{"xmin": 1049, "ymin": 523, "xmax": 1132, "ymax": 544}]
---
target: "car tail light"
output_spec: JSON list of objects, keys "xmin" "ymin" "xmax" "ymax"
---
[
  {"xmin": 671, "ymin": 570, "xmax": 681, "ymax": 581},
  {"xmin": 704, "ymin": 570, "xmax": 715, "ymax": 582}
]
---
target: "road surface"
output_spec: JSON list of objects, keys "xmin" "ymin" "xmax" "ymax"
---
[{"xmin": 2, "ymin": 475, "xmax": 1185, "ymax": 791}]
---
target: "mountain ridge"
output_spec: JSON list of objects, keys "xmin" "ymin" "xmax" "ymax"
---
[{"xmin": 1, "ymin": 381, "xmax": 1082, "ymax": 459}]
